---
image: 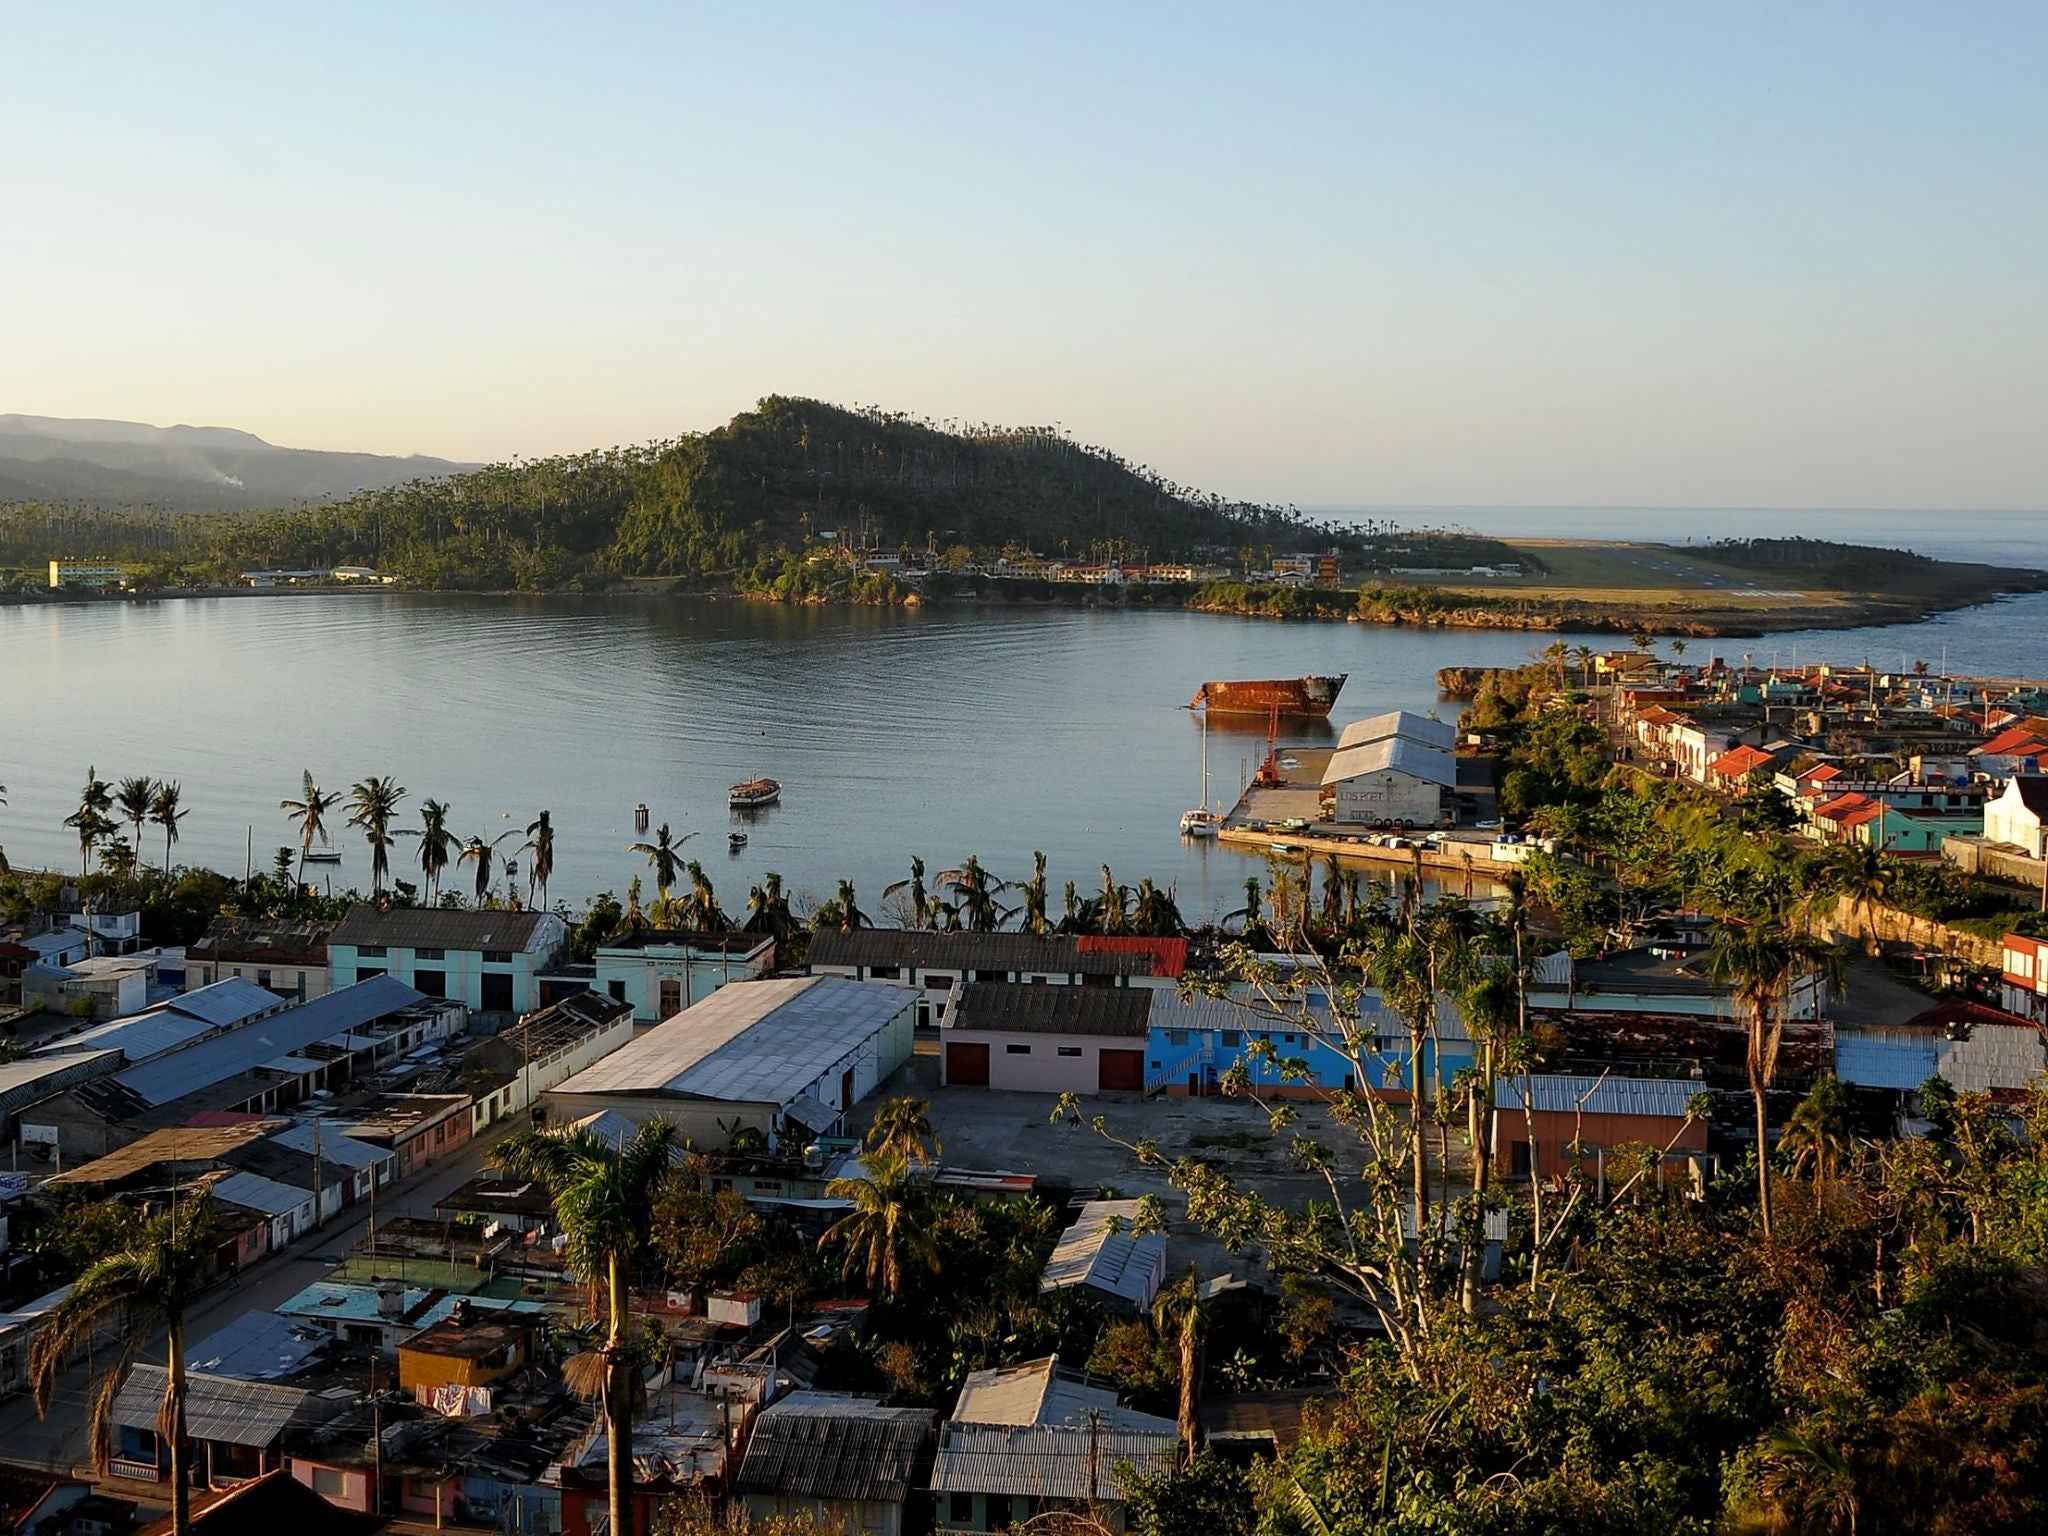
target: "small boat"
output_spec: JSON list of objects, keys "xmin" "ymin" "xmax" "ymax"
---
[
  {"xmin": 304, "ymin": 850, "xmax": 343, "ymax": 865},
  {"xmin": 1180, "ymin": 809, "xmax": 1222, "ymax": 838},
  {"xmin": 729, "ymin": 777, "xmax": 781, "ymax": 810},
  {"xmin": 728, "ymin": 832, "xmax": 748, "ymax": 851}
]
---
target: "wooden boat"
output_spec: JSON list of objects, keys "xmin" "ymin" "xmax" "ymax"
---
[
  {"xmin": 729, "ymin": 777, "xmax": 781, "ymax": 810},
  {"xmin": 304, "ymin": 850, "xmax": 343, "ymax": 865},
  {"xmin": 728, "ymin": 832, "xmax": 748, "ymax": 850}
]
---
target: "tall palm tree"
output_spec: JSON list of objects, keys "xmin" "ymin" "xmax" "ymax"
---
[
  {"xmin": 866, "ymin": 1096, "xmax": 940, "ymax": 1166},
  {"xmin": 30, "ymin": 1194, "xmax": 216, "ymax": 1536},
  {"xmin": 833, "ymin": 879, "xmax": 869, "ymax": 930},
  {"xmin": 492, "ymin": 1123, "xmax": 681, "ymax": 1536},
  {"xmin": 65, "ymin": 767, "xmax": 114, "ymax": 881},
  {"xmin": 279, "ymin": 770, "xmax": 340, "ymax": 883},
  {"xmin": 1709, "ymin": 917, "xmax": 1844, "ymax": 1240},
  {"xmin": 820, "ymin": 1148, "xmax": 937, "ymax": 1300},
  {"xmin": 678, "ymin": 861, "xmax": 726, "ymax": 933},
  {"xmin": 936, "ymin": 856, "xmax": 1009, "ymax": 933},
  {"xmin": 148, "ymin": 781, "xmax": 187, "ymax": 873},
  {"xmin": 0, "ymin": 781, "xmax": 9, "ymax": 874},
  {"xmin": 346, "ymin": 776, "xmax": 407, "ymax": 894},
  {"xmin": 414, "ymin": 798, "xmax": 455, "ymax": 903},
  {"xmin": 630, "ymin": 824, "xmax": 695, "ymax": 904},
  {"xmin": 522, "ymin": 810, "xmax": 557, "ymax": 909},
  {"xmin": 1153, "ymin": 1266, "xmax": 1209, "ymax": 1466},
  {"xmin": 883, "ymin": 856, "xmax": 932, "ymax": 929},
  {"xmin": 460, "ymin": 831, "xmax": 516, "ymax": 905},
  {"xmin": 1018, "ymin": 852, "xmax": 1050, "ymax": 936},
  {"xmin": 113, "ymin": 777, "xmax": 155, "ymax": 859},
  {"xmin": 742, "ymin": 873, "xmax": 796, "ymax": 943}
]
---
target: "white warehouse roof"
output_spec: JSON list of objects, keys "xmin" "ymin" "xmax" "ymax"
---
[
  {"xmin": 1337, "ymin": 710, "xmax": 1457, "ymax": 752},
  {"xmin": 1321, "ymin": 734, "xmax": 1459, "ymax": 790},
  {"xmin": 550, "ymin": 975, "xmax": 912, "ymax": 1108}
]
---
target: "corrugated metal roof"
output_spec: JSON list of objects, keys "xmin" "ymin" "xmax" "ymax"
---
[
  {"xmin": 807, "ymin": 930, "xmax": 1149, "ymax": 977},
  {"xmin": 115, "ymin": 975, "xmax": 424, "ymax": 1106},
  {"xmin": 37, "ymin": 980, "xmax": 285, "ymax": 1066},
  {"xmin": 1835, "ymin": 1033, "xmax": 1941, "ymax": 1091},
  {"xmin": 551, "ymin": 976, "xmax": 910, "ymax": 1107},
  {"xmin": 186, "ymin": 1310, "xmax": 331, "ymax": 1381},
  {"xmin": 1321, "ymin": 734, "xmax": 1459, "ymax": 790},
  {"xmin": 45, "ymin": 1122, "xmax": 280, "ymax": 1187},
  {"xmin": 209, "ymin": 1170, "xmax": 314, "ymax": 1215},
  {"xmin": 950, "ymin": 984, "xmax": 1152, "ymax": 1038},
  {"xmin": 115, "ymin": 1367, "xmax": 307, "ymax": 1447},
  {"xmin": 267, "ymin": 1121, "xmax": 388, "ymax": 1169},
  {"xmin": 1336, "ymin": 710, "xmax": 1458, "ymax": 752},
  {"xmin": 930, "ymin": 1424, "xmax": 1177, "ymax": 1498},
  {"xmin": 1836, "ymin": 1021, "xmax": 2047, "ymax": 1095},
  {"xmin": 330, "ymin": 906, "xmax": 556, "ymax": 953},
  {"xmin": 1493, "ymin": 1074, "xmax": 1700, "ymax": 1117},
  {"xmin": 171, "ymin": 978, "xmax": 290, "ymax": 1028},
  {"xmin": 734, "ymin": 1393, "xmax": 935, "ymax": 1502},
  {"xmin": 1039, "ymin": 1201, "xmax": 1166, "ymax": 1305}
]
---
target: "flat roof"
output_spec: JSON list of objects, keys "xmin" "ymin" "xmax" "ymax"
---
[
  {"xmin": 46, "ymin": 1121, "xmax": 281, "ymax": 1187},
  {"xmin": 550, "ymin": 976, "xmax": 910, "ymax": 1107}
]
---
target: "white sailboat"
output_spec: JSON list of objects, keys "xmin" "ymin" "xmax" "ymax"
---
[{"xmin": 1180, "ymin": 711, "xmax": 1223, "ymax": 837}]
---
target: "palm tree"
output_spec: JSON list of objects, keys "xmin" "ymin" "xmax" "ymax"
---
[
  {"xmin": 866, "ymin": 1096, "xmax": 940, "ymax": 1166},
  {"xmin": 0, "ymin": 781, "xmax": 9, "ymax": 874},
  {"xmin": 936, "ymin": 856, "xmax": 1009, "ymax": 932},
  {"xmin": 1018, "ymin": 852, "xmax": 1050, "ymax": 936},
  {"xmin": 1709, "ymin": 918, "xmax": 1844, "ymax": 1239},
  {"xmin": 346, "ymin": 776, "xmax": 407, "ymax": 894},
  {"xmin": 1153, "ymin": 1266, "xmax": 1209, "ymax": 1465},
  {"xmin": 65, "ymin": 767, "xmax": 114, "ymax": 881},
  {"xmin": 678, "ymin": 861, "xmax": 727, "ymax": 933},
  {"xmin": 460, "ymin": 831, "xmax": 516, "ymax": 904},
  {"xmin": 743, "ymin": 873, "xmax": 797, "ymax": 943},
  {"xmin": 820, "ymin": 1148, "xmax": 937, "ymax": 1300},
  {"xmin": 522, "ymin": 810, "xmax": 557, "ymax": 909},
  {"xmin": 1781, "ymin": 1074, "xmax": 1853, "ymax": 1191},
  {"xmin": 492, "ymin": 1121, "xmax": 682, "ymax": 1536},
  {"xmin": 883, "ymin": 857, "xmax": 932, "ymax": 929},
  {"xmin": 630, "ymin": 824, "xmax": 696, "ymax": 904},
  {"xmin": 1572, "ymin": 644, "xmax": 1597, "ymax": 688},
  {"xmin": 148, "ymin": 781, "xmax": 186, "ymax": 873},
  {"xmin": 30, "ymin": 1194, "xmax": 217, "ymax": 1536},
  {"xmin": 113, "ymin": 776, "xmax": 155, "ymax": 859},
  {"xmin": 414, "ymin": 799, "xmax": 455, "ymax": 903},
  {"xmin": 833, "ymin": 879, "xmax": 869, "ymax": 930},
  {"xmin": 1824, "ymin": 842, "xmax": 1892, "ymax": 955},
  {"xmin": 279, "ymin": 770, "xmax": 340, "ymax": 883}
]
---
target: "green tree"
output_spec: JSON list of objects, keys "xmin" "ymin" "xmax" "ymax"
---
[
  {"xmin": 147, "ymin": 780, "xmax": 187, "ymax": 872},
  {"xmin": 1782, "ymin": 1074, "xmax": 1854, "ymax": 1190},
  {"xmin": 883, "ymin": 856, "xmax": 932, "ymax": 929},
  {"xmin": 413, "ymin": 798, "xmax": 455, "ymax": 903},
  {"xmin": 866, "ymin": 1095, "xmax": 940, "ymax": 1167},
  {"xmin": 820, "ymin": 1148, "xmax": 936, "ymax": 1300},
  {"xmin": 30, "ymin": 1195, "xmax": 217, "ymax": 1536},
  {"xmin": 631, "ymin": 824, "xmax": 695, "ymax": 904},
  {"xmin": 492, "ymin": 1121, "xmax": 683, "ymax": 1536},
  {"xmin": 346, "ymin": 775, "xmax": 407, "ymax": 893},
  {"xmin": 113, "ymin": 776, "xmax": 155, "ymax": 858}
]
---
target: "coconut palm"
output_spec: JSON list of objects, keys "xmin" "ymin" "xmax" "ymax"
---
[
  {"xmin": 833, "ymin": 879, "xmax": 869, "ymax": 930},
  {"xmin": 491, "ymin": 1122, "xmax": 681, "ymax": 1536},
  {"xmin": 279, "ymin": 769, "xmax": 340, "ymax": 883},
  {"xmin": 346, "ymin": 776, "xmax": 407, "ymax": 893},
  {"xmin": 883, "ymin": 856, "xmax": 932, "ymax": 929},
  {"xmin": 460, "ymin": 830, "xmax": 517, "ymax": 904},
  {"xmin": 936, "ymin": 856, "xmax": 1010, "ymax": 933},
  {"xmin": 113, "ymin": 776, "xmax": 155, "ymax": 858},
  {"xmin": 866, "ymin": 1095, "xmax": 940, "ymax": 1166},
  {"xmin": 743, "ymin": 873, "xmax": 797, "ymax": 943},
  {"xmin": 1153, "ymin": 1265, "xmax": 1209, "ymax": 1465},
  {"xmin": 522, "ymin": 810, "xmax": 557, "ymax": 908},
  {"xmin": 1132, "ymin": 878, "xmax": 1184, "ymax": 938},
  {"xmin": 1781, "ymin": 1074, "xmax": 1854, "ymax": 1191},
  {"xmin": 820, "ymin": 1148, "xmax": 937, "ymax": 1300},
  {"xmin": 413, "ymin": 798, "xmax": 455, "ymax": 902},
  {"xmin": 1018, "ymin": 852, "xmax": 1050, "ymax": 936},
  {"xmin": 677, "ymin": 861, "xmax": 727, "ymax": 932},
  {"xmin": 30, "ymin": 1194, "xmax": 217, "ymax": 1536},
  {"xmin": 1709, "ymin": 917, "xmax": 1844, "ymax": 1239},
  {"xmin": 65, "ymin": 767, "xmax": 115, "ymax": 881},
  {"xmin": 148, "ymin": 781, "xmax": 186, "ymax": 873},
  {"xmin": 0, "ymin": 781, "xmax": 8, "ymax": 874},
  {"xmin": 630, "ymin": 824, "xmax": 696, "ymax": 903}
]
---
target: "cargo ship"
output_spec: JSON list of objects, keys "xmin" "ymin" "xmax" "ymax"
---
[{"xmin": 1188, "ymin": 674, "xmax": 1347, "ymax": 718}]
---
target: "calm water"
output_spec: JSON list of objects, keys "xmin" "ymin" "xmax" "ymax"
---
[{"xmin": 3, "ymin": 577, "xmax": 2046, "ymax": 925}]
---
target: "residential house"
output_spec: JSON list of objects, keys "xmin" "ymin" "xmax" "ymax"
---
[
  {"xmin": 112, "ymin": 1367, "xmax": 342, "ymax": 1491},
  {"xmin": 1668, "ymin": 722, "xmax": 1735, "ymax": 785},
  {"xmin": 1970, "ymin": 723, "xmax": 2048, "ymax": 779},
  {"xmin": 806, "ymin": 931, "xmax": 1156, "ymax": 1028},
  {"xmin": 327, "ymin": 907, "xmax": 568, "ymax": 1018},
  {"xmin": 185, "ymin": 918, "xmax": 333, "ymax": 1002},
  {"xmin": 336, "ymin": 1094, "xmax": 473, "ymax": 1180},
  {"xmin": 32, "ymin": 978, "xmax": 287, "ymax": 1067},
  {"xmin": 2001, "ymin": 934, "xmax": 2048, "ymax": 1025},
  {"xmin": 275, "ymin": 1282, "xmax": 548, "ymax": 1354},
  {"xmin": 1038, "ymin": 1199, "xmax": 1167, "ymax": 1311},
  {"xmin": 397, "ymin": 1305, "xmax": 536, "ymax": 1405},
  {"xmin": 930, "ymin": 1357, "xmax": 1177, "ymax": 1534},
  {"xmin": 0, "ymin": 1470, "xmax": 91, "ymax": 1536},
  {"xmin": 734, "ymin": 1392, "xmax": 936, "ymax": 1536},
  {"xmin": 590, "ymin": 930, "xmax": 775, "ymax": 1021},
  {"xmin": 1492, "ymin": 1074, "xmax": 1709, "ymax": 1182},
  {"xmin": 544, "ymin": 976, "xmax": 915, "ymax": 1149},
  {"xmin": 161, "ymin": 1469, "xmax": 386, "ymax": 1536},
  {"xmin": 1984, "ymin": 776, "xmax": 2048, "ymax": 858},
  {"xmin": 23, "ymin": 952, "xmax": 161, "ymax": 1019},
  {"xmin": 1836, "ymin": 1000, "xmax": 2048, "ymax": 1125},
  {"xmin": 938, "ymin": 984, "xmax": 1152, "ymax": 1093}
]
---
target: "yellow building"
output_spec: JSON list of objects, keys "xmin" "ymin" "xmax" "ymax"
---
[
  {"xmin": 396, "ymin": 1305, "xmax": 534, "ymax": 1396},
  {"xmin": 48, "ymin": 559, "xmax": 126, "ymax": 589}
]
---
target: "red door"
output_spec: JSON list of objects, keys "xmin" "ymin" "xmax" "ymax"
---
[
  {"xmin": 1098, "ymin": 1050, "xmax": 1144, "ymax": 1092},
  {"xmin": 946, "ymin": 1042, "xmax": 990, "ymax": 1086}
]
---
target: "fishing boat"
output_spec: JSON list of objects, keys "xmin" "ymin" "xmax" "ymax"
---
[
  {"xmin": 304, "ymin": 850, "xmax": 343, "ymax": 865},
  {"xmin": 728, "ymin": 831, "xmax": 748, "ymax": 851},
  {"xmin": 1180, "ymin": 709, "xmax": 1223, "ymax": 837},
  {"xmin": 1188, "ymin": 674, "xmax": 1347, "ymax": 718},
  {"xmin": 729, "ymin": 777, "xmax": 781, "ymax": 810}
]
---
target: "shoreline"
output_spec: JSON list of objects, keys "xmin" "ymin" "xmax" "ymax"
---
[{"xmin": 7, "ymin": 569, "xmax": 2046, "ymax": 638}]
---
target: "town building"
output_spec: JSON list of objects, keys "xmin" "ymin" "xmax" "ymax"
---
[
  {"xmin": 22, "ymin": 951, "xmax": 163, "ymax": 1018},
  {"xmin": 1984, "ymin": 776, "xmax": 2048, "ymax": 858},
  {"xmin": 46, "ymin": 559, "xmax": 125, "ymax": 589},
  {"xmin": 327, "ymin": 908, "xmax": 568, "ymax": 1018},
  {"xmin": 589, "ymin": 930, "xmax": 776, "ymax": 1021},
  {"xmin": 1492, "ymin": 1074, "xmax": 1708, "ymax": 1182},
  {"xmin": 397, "ymin": 1305, "xmax": 536, "ymax": 1405},
  {"xmin": 1320, "ymin": 711, "xmax": 1458, "ymax": 826},
  {"xmin": 545, "ymin": 976, "xmax": 914, "ymax": 1148},
  {"xmin": 938, "ymin": 983, "xmax": 1153, "ymax": 1093},
  {"xmin": 185, "ymin": 917, "xmax": 333, "ymax": 1002},
  {"xmin": 167, "ymin": 1468, "xmax": 387, "ymax": 1536},
  {"xmin": 458, "ymin": 989, "xmax": 636, "ymax": 1129},
  {"xmin": 2001, "ymin": 934, "xmax": 2048, "ymax": 1024},
  {"xmin": 112, "ymin": 1366, "xmax": 342, "ymax": 1490},
  {"xmin": 33, "ymin": 978, "xmax": 287, "ymax": 1067},
  {"xmin": 733, "ymin": 1392, "xmax": 936, "ymax": 1536},
  {"xmin": 807, "ymin": 930, "xmax": 1158, "ymax": 1029}
]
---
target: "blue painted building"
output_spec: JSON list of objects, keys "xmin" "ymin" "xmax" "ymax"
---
[{"xmin": 1146, "ymin": 990, "xmax": 1474, "ymax": 1099}]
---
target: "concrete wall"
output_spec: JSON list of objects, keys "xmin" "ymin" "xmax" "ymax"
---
[{"xmin": 594, "ymin": 946, "xmax": 774, "ymax": 1022}]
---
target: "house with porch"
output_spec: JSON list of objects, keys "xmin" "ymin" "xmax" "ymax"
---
[{"xmin": 112, "ymin": 1367, "xmax": 343, "ymax": 1491}]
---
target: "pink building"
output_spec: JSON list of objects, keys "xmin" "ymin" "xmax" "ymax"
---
[{"xmin": 940, "ymin": 984, "xmax": 1152, "ymax": 1094}]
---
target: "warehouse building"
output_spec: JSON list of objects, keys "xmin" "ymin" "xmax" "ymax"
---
[
  {"xmin": 543, "ymin": 975, "xmax": 915, "ymax": 1148},
  {"xmin": 1320, "ymin": 710, "xmax": 1459, "ymax": 826}
]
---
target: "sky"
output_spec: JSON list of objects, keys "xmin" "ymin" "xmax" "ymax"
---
[{"xmin": 2, "ymin": 2, "xmax": 2043, "ymax": 509}]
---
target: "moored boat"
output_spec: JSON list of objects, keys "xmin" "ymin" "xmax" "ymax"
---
[
  {"xmin": 1189, "ymin": 674, "xmax": 1347, "ymax": 717},
  {"xmin": 728, "ymin": 831, "xmax": 748, "ymax": 850},
  {"xmin": 729, "ymin": 777, "xmax": 781, "ymax": 810}
]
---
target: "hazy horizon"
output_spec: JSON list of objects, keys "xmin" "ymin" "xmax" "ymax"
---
[{"xmin": 3, "ymin": 4, "xmax": 2043, "ymax": 511}]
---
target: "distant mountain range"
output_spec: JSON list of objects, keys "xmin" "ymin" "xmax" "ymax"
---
[{"xmin": 0, "ymin": 414, "xmax": 477, "ymax": 509}]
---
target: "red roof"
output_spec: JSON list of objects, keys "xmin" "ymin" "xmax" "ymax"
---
[
  {"xmin": 1802, "ymin": 763, "xmax": 1844, "ymax": 784},
  {"xmin": 1903, "ymin": 999, "xmax": 2039, "ymax": 1033},
  {"xmin": 1076, "ymin": 935, "xmax": 1188, "ymax": 979},
  {"xmin": 1709, "ymin": 745, "xmax": 1773, "ymax": 778},
  {"xmin": 1813, "ymin": 792, "xmax": 1877, "ymax": 822},
  {"xmin": 1974, "ymin": 725, "xmax": 2048, "ymax": 757}
]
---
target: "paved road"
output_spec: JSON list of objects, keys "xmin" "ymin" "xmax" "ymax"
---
[{"xmin": 0, "ymin": 1119, "xmax": 527, "ymax": 1475}]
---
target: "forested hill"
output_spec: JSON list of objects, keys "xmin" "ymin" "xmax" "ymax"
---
[{"xmin": 195, "ymin": 397, "xmax": 1324, "ymax": 588}]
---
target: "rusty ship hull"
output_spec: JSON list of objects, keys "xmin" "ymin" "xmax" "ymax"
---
[{"xmin": 1189, "ymin": 674, "xmax": 1347, "ymax": 717}]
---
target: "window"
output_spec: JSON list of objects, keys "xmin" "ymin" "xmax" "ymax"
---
[
  {"xmin": 481, "ymin": 972, "xmax": 514, "ymax": 1012},
  {"xmin": 1005, "ymin": 1043, "xmax": 1032, "ymax": 1055},
  {"xmin": 658, "ymin": 979, "xmax": 682, "ymax": 1016},
  {"xmin": 414, "ymin": 968, "xmax": 447, "ymax": 999},
  {"xmin": 754, "ymin": 1179, "xmax": 784, "ymax": 1195},
  {"xmin": 974, "ymin": 969, "xmax": 1005, "ymax": 982},
  {"xmin": 1057, "ymin": 1047, "xmax": 1082, "ymax": 1058},
  {"xmin": 949, "ymin": 1493, "xmax": 974, "ymax": 1524},
  {"xmin": 607, "ymin": 980, "xmax": 627, "ymax": 1002},
  {"xmin": 356, "ymin": 967, "xmax": 385, "ymax": 981},
  {"xmin": 1221, "ymin": 1030, "xmax": 1242, "ymax": 1047},
  {"xmin": 483, "ymin": 950, "xmax": 513, "ymax": 964},
  {"xmin": 870, "ymin": 964, "xmax": 901, "ymax": 980},
  {"xmin": 256, "ymin": 969, "xmax": 272, "ymax": 989},
  {"xmin": 1166, "ymin": 1029, "xmax": 1188, "ymax": 1046},
  {"xmin": 359, "ymin": 945, "xmax": 387, "ymax": 959}
]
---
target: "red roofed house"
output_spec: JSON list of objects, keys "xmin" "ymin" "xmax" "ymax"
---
[
  {"xmin": 1972, "ymin": 724, "xmax": 2048, "ymax": 778},
  {"xmin": 1709, "ymin": 745, "xmax": 1775, "ymax": 784},
  {"xmin": 2003, "ymin": 934, "xmax": 2048, "ymax": 1025},
  {"xmin": 1809, "ymin": 793, "xmax": 1879, "ymax": 841}
]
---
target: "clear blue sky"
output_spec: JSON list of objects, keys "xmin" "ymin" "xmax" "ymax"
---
[{"xmin": 3, "ymin": 2, "xmax": 2043, "ymax": 508}]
